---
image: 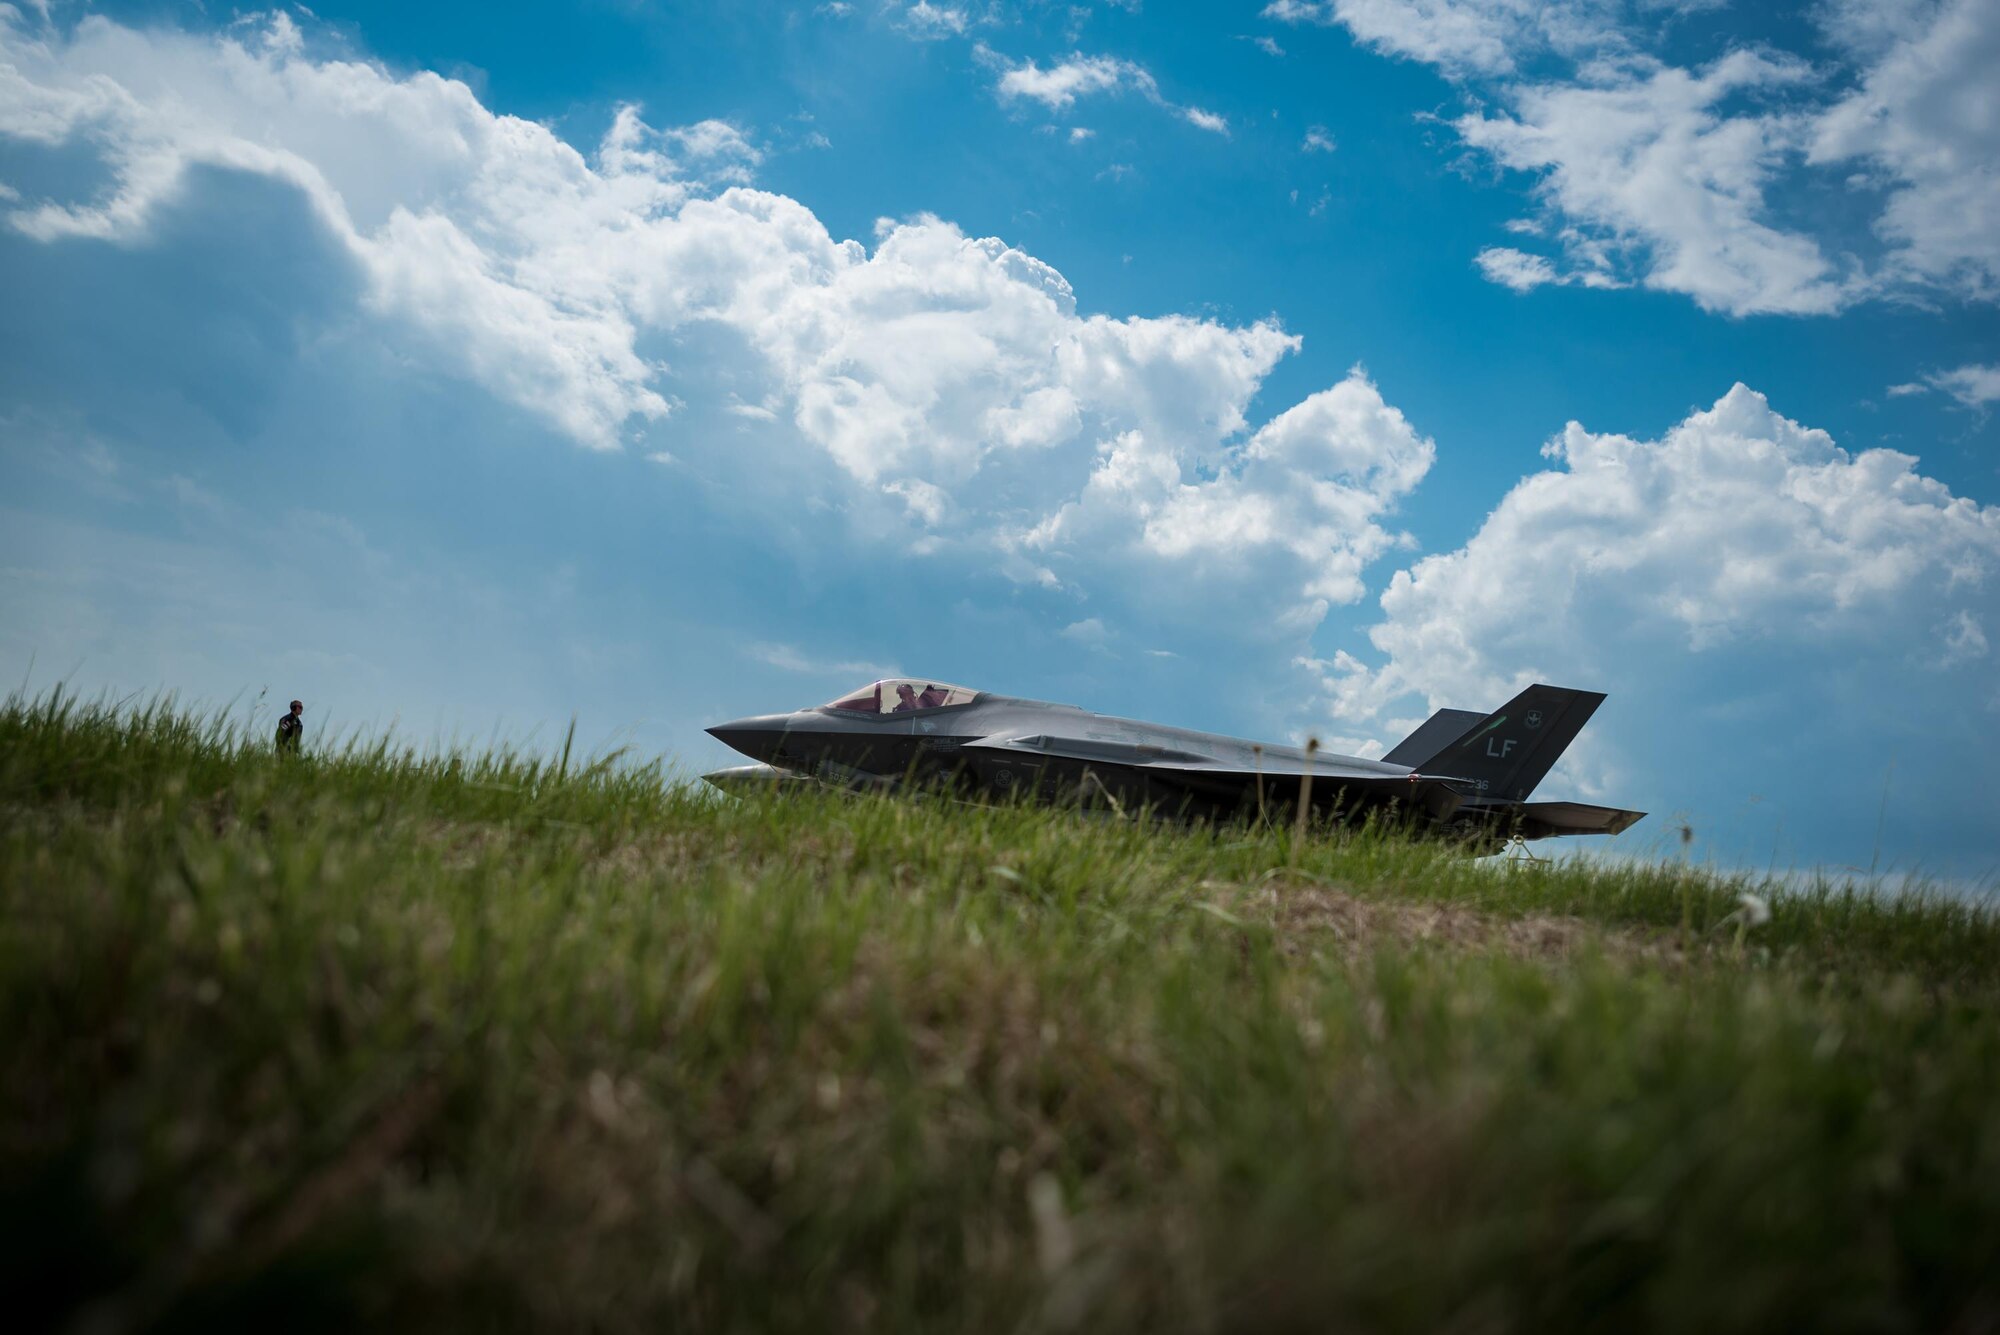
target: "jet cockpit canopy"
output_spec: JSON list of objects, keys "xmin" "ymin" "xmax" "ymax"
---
[{"xmin": 824, "ymin": 679, "xmax": 979, "ymax": 716}]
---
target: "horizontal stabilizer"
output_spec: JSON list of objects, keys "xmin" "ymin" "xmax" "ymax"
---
[{"xmin": 1516, "ymin": 801, "xmax": 1647, "ymax": 837}]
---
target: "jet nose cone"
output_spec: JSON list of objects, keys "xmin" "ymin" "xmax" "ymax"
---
[{"xmin": 705, "ymin": 713, "xmax": 795, "ymax": 763}]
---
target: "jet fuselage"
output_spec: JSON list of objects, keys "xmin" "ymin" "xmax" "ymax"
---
[{"xmin": 705, "ymin": 676, "xmax": 1645, "ymax": 849}]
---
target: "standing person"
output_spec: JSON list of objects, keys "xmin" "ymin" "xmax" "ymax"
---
[{"xmin": 276, "ymin": 699, "xmax": 304, "ymax": 755}]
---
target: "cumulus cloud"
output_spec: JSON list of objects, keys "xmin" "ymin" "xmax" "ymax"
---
[
  {"xmin": 0, "ymin": 12, "xmax": 734, "ymax": 445},
  {"xmin": 1313, "ymin": 385, "xmax": 1999, "ymax": 816},
  {"xmin": 1022, "ymin": 370, "xmax": 1435, "ymax": 631},
  {"xmin": 650, "ymin": 117, "xmax": 764, "ymax": 182},
  {"xmin": 0, "ymin": 10, "xmax": 1422, "ymax": 637}
]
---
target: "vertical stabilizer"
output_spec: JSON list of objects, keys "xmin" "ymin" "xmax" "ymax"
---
[
  {"xmin": 1382, "ymin": 708, "xmax": 1486, "ymax": 768},
  {"xmin": 1427, "ymin": 685, "xmax": 1603, "ymax": 801}
]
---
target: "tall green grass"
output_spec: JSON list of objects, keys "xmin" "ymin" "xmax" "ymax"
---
[{"xmin": 4, "ymin": 691, "xmax": 1996, "ymax": 1332}]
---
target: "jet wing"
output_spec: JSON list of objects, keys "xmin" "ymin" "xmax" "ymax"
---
[
  {"xmin": 963, "ymin": 732, "xmax": 1403, "ymax": 777},
  {"xmin": 962, "ymin": 733, "xmax": 1218, "ymax": 768},
  {"xmin": 1170, "ymin": 765, "xmax": 1467, "ymax": 820},
  {"xmin": 962, "ymin": 734, "xmax": 1464, "ymax": 819}
]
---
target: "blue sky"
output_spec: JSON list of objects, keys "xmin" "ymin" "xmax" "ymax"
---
[{"xmin": 2, "ymin": 0, "xmax": 1996, "ymax": 879}]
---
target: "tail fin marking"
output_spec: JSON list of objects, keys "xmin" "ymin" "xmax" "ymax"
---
[{"xmin": 1431, "ymin": 684, "xmax": 1604, "ymax": 802}]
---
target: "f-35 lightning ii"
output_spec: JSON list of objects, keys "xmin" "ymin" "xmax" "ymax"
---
[{"xmin": 705, "ymin": 677, "xmax": 1645, "ymax": 853}]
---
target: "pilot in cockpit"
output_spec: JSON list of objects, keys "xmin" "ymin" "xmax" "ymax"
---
[{"xmin": 892, "ymin": 683, "xmax": 923, "ymax": 713}]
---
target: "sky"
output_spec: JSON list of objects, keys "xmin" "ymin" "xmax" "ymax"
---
[{"xmin": 1, "ymin": 0, "xmax": 1996, "ymax": 881}]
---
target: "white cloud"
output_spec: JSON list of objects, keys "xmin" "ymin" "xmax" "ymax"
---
[
  {"xmin": 1811, "ymin": 0, "xmax": 2000, "ymax": 302},
  {"xmin": 654, "ymin": 117, "xmax": 764, "ymax": 182},
  {"xmin": 1885, "ymin": 381, "xmax": 1929, "ymax": 398},
  {"xmin": 1940, "ymin": 609, "xmax": 1988, "ymax": 666},
  {"xmin": 0, "ymin": 10, "xmax": 1428, "ymax": 639},
  {"xmin": 1812, "ymin": 0, "xmax": 1945, "ymax": 60},
  {"xmin": 885, "ymin": 477, "xmax": 952, "ymax": 525},
  {"xmin": 1278, "ymin": 0, "xmax": 2000, "ymax": 316},
  {"xmin": 989, "ymin": 49, "xmax": 1225, "ymax": 133},
  {"xmin": 983, "ymin": 385, "xmax": 1082, "ymax": 449},
  {"xmin": 1928, "ymin": 363, "xmax": 2000, "ymax": 408},
  {"xmin": 1302, "ymin": 124, "xmax": 1336, "ymax": 152},
  {"xmin": 1474, "ymin": 245, "xmax": 1560, "ymax": 291},
  {"xmin": 0, "ymin": 14, "xmax": 770, "ymax": 445},
  {"xmin": 1261, "ymin": 0, "xmax": 1637, "ymax": 76},
  {"xmin": 995, "ymin": 53, "xmax": 1141, "ymax": 111},
  {"xmin": 1180, "ymin": 105, "xmax": 1228, "ymax": 134},
  {"xmin": 898, "ymin": 2, "xmax": 971, "ymax": 38},
  {"xmin": 1456, "ymin": 52, "xmax": 1854, "ymax": 316},
  {"xmin": 1023, "ymin": 370, "xmax": 1435, "ymax": 630},
  {"xmin": 1059, "ymin": 616, "xmax": 1110, "ymax": 646},
  {"xmin": 1314, "ymin": 385, "xmax": 2000, "ymax": 802}
]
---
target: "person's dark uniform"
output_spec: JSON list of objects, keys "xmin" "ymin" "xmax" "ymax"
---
[{"xmin": 276, "ymin": 700, "xmax": 304, "ymax": 755}]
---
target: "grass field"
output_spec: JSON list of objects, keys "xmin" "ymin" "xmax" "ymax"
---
[{"xmin": 4, "ymin": 689, "xmax": 1998, "ymax": 1333}]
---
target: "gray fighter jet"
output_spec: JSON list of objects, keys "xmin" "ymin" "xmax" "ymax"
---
[{"xmin": 705, "ymin": 677, "xmax": 1644, "ymax": 852}]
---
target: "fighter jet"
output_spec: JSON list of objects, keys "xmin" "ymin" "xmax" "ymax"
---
[{"xmin": 705, "ymin": 677, "xmax": 1644, "ymax": 853}]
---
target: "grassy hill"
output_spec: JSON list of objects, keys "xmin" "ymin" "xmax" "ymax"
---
[{"xmin": 4, "ymin": 690, "xmax": 1997, "ymax": 1332}]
